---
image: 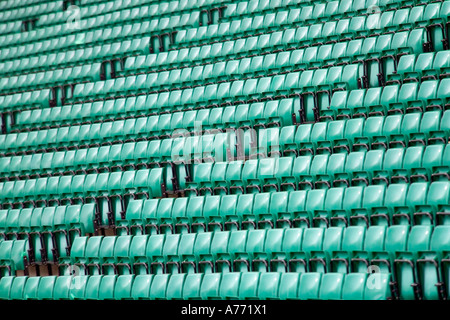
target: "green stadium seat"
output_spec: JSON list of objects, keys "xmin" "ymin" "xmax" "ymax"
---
[
  {"xmin": 298, "ymin": 272, "xmax": 322, "ymax": 300},
  {"xmin": 37, "ymin": 276, "xmax": 56, "ymax": 300},
  {"xmin": 238, "ymin": 272, "xmax": 260, "ymax": 300},
  {"xmin": 0, "ymin": 276, "xmax": 14, "ymax": 300},
  {"xmin": 23, "ymin": 276, "xmax": 40, "ymax": 300},
  {"xmin": 131, "ymin": 274, "xmax": 152, "ymax": 300},
  {"xmin": 182, "ymin": 273, "xmax": 203, "ymax": 300},
  {"xmin": 319, "ymin": 273, "xmax": 345, "ymax": 300},
  {"xmin": 341, "ymin": 273, "xmax": 367, "ymax": 300},
  {"xmin": 200, "ymin": 273, "xmax": 221, "ymax": 299}
]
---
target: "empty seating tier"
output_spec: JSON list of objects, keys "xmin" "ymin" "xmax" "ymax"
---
[{"xmin": 0, "ymin": 0, "xmax": 449, "ymax": 301}]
